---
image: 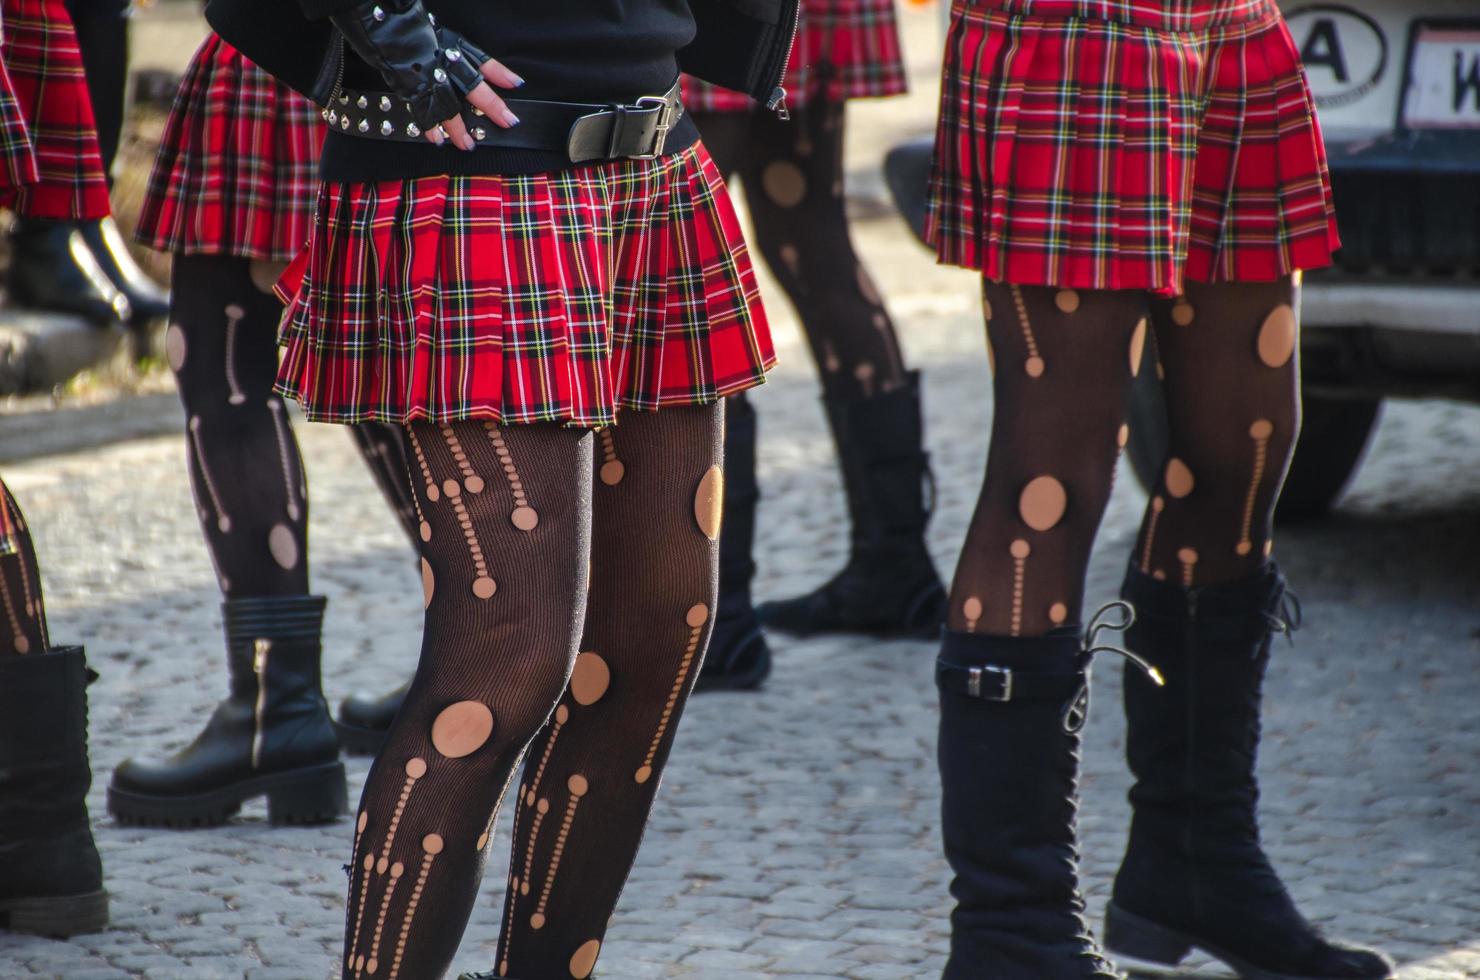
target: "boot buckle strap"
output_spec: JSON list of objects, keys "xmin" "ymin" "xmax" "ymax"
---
[{"xmin": 967, "ymin": 665, "xmax": 1013, "ymax": 702}]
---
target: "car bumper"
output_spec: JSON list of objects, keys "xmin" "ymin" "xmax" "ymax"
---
[
  {"xmin": 1302, "ymin": 281, "xmax": 1480, "ymax": 333},
  {"xmin": 1324, "ymin": 131, "xmax": 1480, "ymax": 177},
  {"xmin": 1300, "ymin": 279, "xmax": 1480, "ymax": 402}
]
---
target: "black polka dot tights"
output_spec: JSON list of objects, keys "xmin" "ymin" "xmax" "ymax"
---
[
  {"xmin": 166, "ymin": 254, "xmax": 420, "ymax": 601},
  {"xmin": 948, "ymin": 278, "xmax": 1301, "ymax": 636},
  {"xmin": 694, "ymin": 97, "xmax": 908, "ymax": 400},
  {"xmin": 0, "ymin": 476, "xmax": 48, "ymax": 657},
  {"xmin": 343, "ymin": 403, "xmax": 724, "ymax": 980}
]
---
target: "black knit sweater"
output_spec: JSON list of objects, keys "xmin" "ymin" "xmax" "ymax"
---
[{"xmin": 305, "ymin": 0, "xmax": 703, "ymax": 180}]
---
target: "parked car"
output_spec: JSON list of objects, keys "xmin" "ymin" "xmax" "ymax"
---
[{"xmin": 884, "ymin": 0, "xmax": 1480, "ymax": 519}]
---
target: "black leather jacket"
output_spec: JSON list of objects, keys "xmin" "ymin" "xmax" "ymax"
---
[{"xmin": 205, "ymin": 0, "xmax": 800, "ymax": 113}]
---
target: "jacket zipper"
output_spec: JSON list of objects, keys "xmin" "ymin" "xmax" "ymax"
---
[
  {"xmin": 312, "ymin": 33, "xmax": 348, "ymax": 108},
  {"xmin": 330, "ymin": 35, "xmax": 347, "ymax": 104},
  {"xmin": 765, "ymin": 2, "xmax": 802, "ymax": 119},
  {"xmin": 252, "ymin": 639, "xmax": 272, "ymax": 770}
]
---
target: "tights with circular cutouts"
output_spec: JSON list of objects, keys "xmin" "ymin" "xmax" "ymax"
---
[
  {"xmin": 166, "ymin": 254, "xmax": 420, "ymax": 599},
  {"xmin": 948, "ymin": 278, "xmax": 1301, "ymax": 637},
  {"xmin": 0, "ymin": 477, "xmax": 47, "ymax": 657},
  {"xmin": 342, "ymin": 403, "xmax": 724, "ymax": 980}
]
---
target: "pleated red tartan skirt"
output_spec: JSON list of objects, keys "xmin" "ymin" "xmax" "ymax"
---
[
  {"xmin": 926, "ymin": 0, "xmax": 1340, "ymax": 293},
  {"xmin": 0, "ymin": 0, "xmax": 108, "ymax": 220},
  {"xmin": 0, "ymin": 11, "xmax": 38, "ymax": 194},
  {"xmin": 135, "ymin": 33, "xmax": 322, "ymax": 262},
  {"xmin": 683, "ymin": 0, "xmax": 907, "ymax": 112},
  {"xmin": 274, "ymin": 143, "xmax": 775, "ymax": 428}
]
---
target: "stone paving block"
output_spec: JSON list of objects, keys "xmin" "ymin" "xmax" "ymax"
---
[
  {"xmin": 1, "ymin": 6, "xmax": 1477, "ymax": 978},
  {"xmin": 681, "ymin": 948, "xmax": 773, "ymax": 971}
]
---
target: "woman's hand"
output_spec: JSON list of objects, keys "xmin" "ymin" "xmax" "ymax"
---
[
  {"xmin": 423, "ymin": 30, "xmax": 523, "ymax": 150},
  {"xmin": 330, "ymin": 1, "xmax": 521, "ymax": 149}
]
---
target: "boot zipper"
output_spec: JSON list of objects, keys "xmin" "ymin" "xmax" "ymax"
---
[
  {"xmin": 252, "ymin": 639, "xmax": 272, "ymax": 770},
  {"xmin": 1184, "ymin": 590, "xmax": 1199, "ymax": 918}
]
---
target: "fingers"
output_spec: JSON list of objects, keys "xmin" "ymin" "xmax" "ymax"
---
[
  {"xmin": 464, "ymin": 81, "xmax": 520, "ymax": 129},
  {"xmin": 441, "ymin": 113, "xmax": 475, "ymax": 151},
  {"xmin": 420, "ymin": 58, "xmax": 522, "ymax": 148},
  {"xmin": 479, "ymin": 56, "xmax": 524, "ymax": 90}
]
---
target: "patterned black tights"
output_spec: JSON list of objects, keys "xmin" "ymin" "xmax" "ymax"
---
[
  {"xmin": 167, "ymin": 254, "xmax": 420, "ymax": 600},
  {"xmin": 695, "ymin": 97, "xmax": 907, "ymax": 400},
  {"xmin": 0, "ymin": 477, "xmax": 47, "ymax": 657},
  {"xmin": 948, "ymin": 278, "xmax": 1301, "ymax": 636},
  {"xmin": 343, "ymin": 403, "xmax": 724, "ymax": 980}
]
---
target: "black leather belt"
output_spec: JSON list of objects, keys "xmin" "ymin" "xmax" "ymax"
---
[{"xmin": 323, "ymin": 81, "xmax": 684, "ymax": 163}]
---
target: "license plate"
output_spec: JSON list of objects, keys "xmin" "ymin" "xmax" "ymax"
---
[{"xmin": 1400, "ymin": 20, "xmax": 1480, "ymax": 129}]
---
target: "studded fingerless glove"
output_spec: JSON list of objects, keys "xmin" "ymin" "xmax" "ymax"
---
[{"xmin": 330, "ymin": 0, "xmax": 491, "ymax": 132}]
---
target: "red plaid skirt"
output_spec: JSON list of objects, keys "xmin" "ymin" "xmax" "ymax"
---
[
  {"xmin": 926, "ymin": 0, "xmax": 1339, "ymax": 293},
  {"xmin": 135, "ymin": 33, "xmax": 322, "ymax": 261},
  {"xmin": 275, "ymin": 143, "xmax": 775, "ymax": 427},
  {"xmin": 0, "ymin": 0, "xmax": 108, "ymax": 220},
  {"xmin": 0, "ymin": 12, "xmax": 39, "ymax": 194},
  {"xmin": 683, "ymin": 0, "xmax": 907, "ymax": 112}
]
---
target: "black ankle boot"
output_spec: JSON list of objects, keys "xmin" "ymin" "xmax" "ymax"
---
[
  {"xmin": 757, "ymin": 372, "xmax": 946, "ymax": 639},
  {"xmin": 936, "ymin": 607, "xmax": 1156, "ymax": 979},
  {"xmin": 335, "ymin": 680, "xmax": 410, "ymax": 756},
  {"xmin": 0, "ymin": 646, "xmax": 108, "ymax": 937},
  {"xmin": 79, "ymin": 217, "xmax": 170, "ymax": 323},
  {"xmin": 7, "ymin": 218, "xmax": 131, "ymax": 326},
  {"xmin": 1106, "ymin": 564, "xmax": 1395, "ymax": 980},
  {"xmin": 108, "ymin": 595, "xmax": 347, "ymax": 827},
  {"xmin": 697, "ymin": 392, "xmax": 771, "ymax": 692}
]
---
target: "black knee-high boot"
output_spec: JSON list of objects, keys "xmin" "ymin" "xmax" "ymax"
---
[
  {"xmin": 0, "ymin": 646, "xmax": 108, "ymax": 937},
  {"xmin": 697, "ymin": 391, "xmax": 771, "ymax": 691},
  {"xmin": 937, "ymin": 607, "xmax": 1152, "ymax": 979},
  {"xmin": 108, "ymin": 596, "xmax": 346, "ymax": 827},
  {"xmin": 1105, "ymin": 564, "xmax": 1394, "ymax": 980},
  {"xmin": 759, "ymin": 371, "xmax": 946, "ymax": 638}
]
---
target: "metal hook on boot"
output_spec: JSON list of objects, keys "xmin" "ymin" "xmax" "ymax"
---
[
  {"xmin": 1064, "ymin": 601, "xmax": 1164, "ymax": 733},
  {"xmin": 1262, "ymin": 586, "xmax": 1303, "ymax": 645}
]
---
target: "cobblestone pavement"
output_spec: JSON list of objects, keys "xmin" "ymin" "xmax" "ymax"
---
[{"xmin": 3, "ymin": 5, "xmax": 1479, "ymax": 979}]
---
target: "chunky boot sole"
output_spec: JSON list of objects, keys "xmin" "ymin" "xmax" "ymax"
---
[
  {"xmin": 107, "ymin": 760, "xmax": 347, "ymax": 828},
  {"xmin": 0, "ymin": 889, "xmax": 109, "ymax": 937},
  {"xmin": 1105, "ymin": 904, "xmax": 1395, "ymax": 980},
  {"xmin": 334, "ymin": 719, "xmax": 389, "ymax": 757}
]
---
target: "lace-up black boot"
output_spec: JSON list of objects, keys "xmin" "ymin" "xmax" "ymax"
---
[
  {"xmin": 0, "ymin": 646, "xmax": 108, "ymax": 937},
  {"xmin": 758, "ymin": 372, "xmax": 946, "ymax": 639},
  {"xmin": 1106, "ymin": 563, "xmax": 1395, "ymax": 980},
  {"xmin": 935, "ymin": 605, "xmax": 1156, "ymax": 978}
]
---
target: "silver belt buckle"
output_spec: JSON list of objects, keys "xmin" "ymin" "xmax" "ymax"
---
[
  {"xmin": 967, "ymin": 665, "xmax": 1013, "ymax": 702},
  {"xmin": 630, "ymin": 93, "xmax": 679, "ymax": 160}
]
